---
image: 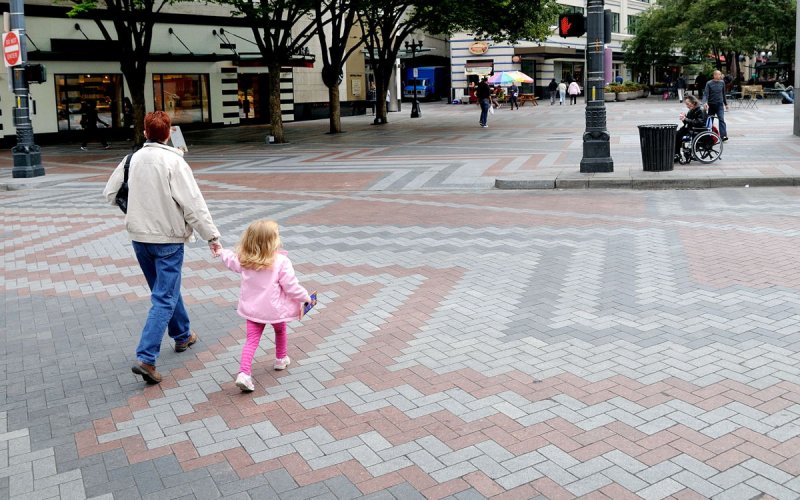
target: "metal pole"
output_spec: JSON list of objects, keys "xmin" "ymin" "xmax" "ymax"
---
[
  {"xmin": 580, "ymin": 0, "xmax": 613, "ymax": 173},
  {"xmin": 9, "ymin": 0, "xmax": 43, "ymax": 178},
  {"xmin": 794, "ymin": 3, "xmax": 800, "ymax": 136},
  {"xmin": 410, "ymin": 41, "xmax": 421, "ymax": 118}
]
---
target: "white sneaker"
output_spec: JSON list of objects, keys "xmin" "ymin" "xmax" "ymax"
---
[
  {"xmin": 235, "ymin": 372, "xmax": 254, "ymax": 392},
  {"xmin": 273, "ymin": 356, "xmax": 291, "ymax": 370}
]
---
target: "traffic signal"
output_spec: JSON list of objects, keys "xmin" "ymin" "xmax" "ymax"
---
[
  {"xmin": 24, "ymin": 64, "xmax": 46, "ymax": 84},
  {"xmin": 558, "ymin": 13, "xmax": 586, "ymax": 38}
]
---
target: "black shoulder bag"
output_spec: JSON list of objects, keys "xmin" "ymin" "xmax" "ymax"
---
[{"xmin": 115, "ymin": 154, "xmax": 132, "ymax": 214}]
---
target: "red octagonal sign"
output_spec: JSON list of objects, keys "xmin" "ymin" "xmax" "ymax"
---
[{"xmin": 3, "ymin": 31, "xmax": 21, "ymax": 67}]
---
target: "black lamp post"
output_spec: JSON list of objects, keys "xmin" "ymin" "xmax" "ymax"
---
[
  {"xmin": 10, "ymin": 0, "xmax": 44, "ymax": 178},
  {"xmin": 405, "ymin": 39, "xmax": 422, "ymax": 118},
  {"xmin": 579, "ymin": 0, "xmax": 613, "ymax": 173}
]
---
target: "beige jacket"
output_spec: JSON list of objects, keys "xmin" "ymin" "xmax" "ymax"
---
[{"xmin": 103, "ymin": 142, "xmax": 219, "ymax": 244}]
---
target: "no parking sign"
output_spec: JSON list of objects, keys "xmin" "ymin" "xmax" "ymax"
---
[{"xmin": 3, "ymin": 30, "xmax": 22, "ymax": 67}]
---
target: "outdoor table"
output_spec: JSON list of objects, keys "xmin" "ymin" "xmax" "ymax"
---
[{"xmin": 518, "ymin": 94, "xmax": 538, "ymax": 106}]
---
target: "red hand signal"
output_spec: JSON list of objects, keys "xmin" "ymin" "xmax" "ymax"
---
[{"xmin": 558, "ymin": 14, "xmax": 585, "ymax": 37}]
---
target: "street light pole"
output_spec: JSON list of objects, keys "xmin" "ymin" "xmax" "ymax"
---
[
  {"xmin": 580, "ymin": 0, "xmax": 613, "ymax": 173},
  {"xmin": 9, "ymin": 0, "xmax": 43, "ymax": 178},
  {"xmin": 405, "ymin": 40, "xmax": 422, "ymax": 118}
]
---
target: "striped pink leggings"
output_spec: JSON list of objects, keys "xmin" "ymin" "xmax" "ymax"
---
[{"xmin": 240, "ymin": 320, "xmax": 286, "ymax": 375}]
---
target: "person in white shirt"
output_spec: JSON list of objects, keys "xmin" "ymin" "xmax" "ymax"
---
[
  {"xmin": 568, "ymin": 81, "xmax": 581, "ymax": 105},
  {"xmin": 557, "ymin": 80, "xmax": 567, "ymax": 105}
]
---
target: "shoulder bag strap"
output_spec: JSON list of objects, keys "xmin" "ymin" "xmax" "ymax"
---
[{"xmin": 123, "ymin": 154, "xmax": 132, "ymax": 183}]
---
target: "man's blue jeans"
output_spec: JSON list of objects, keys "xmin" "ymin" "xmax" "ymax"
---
[
  {"xmin": 708, "ymin": 103, "xmax": 727, "ymax": 138},
  {"xmin": 479, "ymin": 98, "xmax": 490, "ymax": 126},
  {"xmin": 132, "ymin": 242, "xmax": 192, "ymax": 365}
]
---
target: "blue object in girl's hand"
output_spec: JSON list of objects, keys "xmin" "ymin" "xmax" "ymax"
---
[{"xmin": 300, "ymin": 291, "xmax": 317, "ymax": 319}]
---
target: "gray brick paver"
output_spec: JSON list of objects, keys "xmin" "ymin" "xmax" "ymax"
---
[{"xmin": 6, "ymin": 112, "xmax": 800, "ymax": 499}]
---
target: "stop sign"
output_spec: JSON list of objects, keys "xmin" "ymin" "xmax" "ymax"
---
[{"xmin": 3, "ymin": 31, "xmax": 21, "ymax": 67}]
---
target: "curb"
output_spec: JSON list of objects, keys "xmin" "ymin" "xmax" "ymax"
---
[{"xmin": 495, "ymin": 176, "xmax": 800, "ymax": 190}]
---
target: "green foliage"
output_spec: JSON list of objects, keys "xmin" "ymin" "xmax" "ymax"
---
[
  {"xmin": 623, "ymin": 82, "xmax": 639, "ymax": 92},
  {"xmin": 415, "ymin": 0, "xmax": 561, "ymax": 43},
  {"xmin": 65, "ymin": 1, "xmax": 98, "ymax": 17},
  {"xmin": 624, "ymin": 0, "xmax": 796, "ymax": 69}
]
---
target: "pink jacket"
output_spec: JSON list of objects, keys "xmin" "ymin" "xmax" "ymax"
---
[{"xmin": 220, "ymin": 249, "xmax": 311, "ymax": 324}]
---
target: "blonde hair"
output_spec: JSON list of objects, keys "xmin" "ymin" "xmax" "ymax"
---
[{"xmin": 236, "ymin": 219, "xmax": 282, "ymax": 270}]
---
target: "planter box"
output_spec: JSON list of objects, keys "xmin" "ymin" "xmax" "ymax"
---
[
  {"xmin": 616, "ymin": 92, "xmax": 628, "ymax": 102},
  {"xmin": 604, "ymin": 93, "xmax": 616, "ymax": 102}
]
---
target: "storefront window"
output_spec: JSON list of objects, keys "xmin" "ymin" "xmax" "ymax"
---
[
  {"xmin": 153, "ymin": 74, "xmax": 210, "ymax": 124},
  {"xmin": 560, "ymin": 62, "xmax": 584, "ymax": 86},
  {"xmin": 55, "ymin": 74, "xmax": 123, "ymax": 131}
]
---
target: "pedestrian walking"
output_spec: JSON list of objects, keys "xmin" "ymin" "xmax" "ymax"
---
[
  {"xmin": 557, "ymin": 80, "xmax": 567, "ymax": 105},
  {"xmin": 366, "ymin": 82, "xmax": 376, "ymax": 115},
  {"xmin": 122, "ymin": 97, "xmax": 134, "ymax": 141},
  {"xmin": 80, "ymin": 100, "xmax": 110, "ymax": 150},
  {"xmin": 490, "ymin": 85, "xmax": 501, "ymax": 109},
  {"xmin": 217, "ymin": 220, "xmax": 316, "ymax": 392},
  {"xmin": 695, "ymin": 73, "xmax": 707, "ymax": 99},
  {"xmin": 676, "ymin": 75, "xmax": 686, "ymax": 102},
  {"xmin": 548, "ymin": 78, "xmax": 558, "ymax": 105},
  {"xmin": 568, "ymin": 81, "xmax": 580, "ymax": 105},
  {"xmin": 476, "ymin": 77, "xmax": 492, "ymax": 127},
  {"xmin": 701, "ymin": 70, "xmax": 728, "ymax": 141},
  {"xmin": 508, "ymin": 83, "xmax": 519, "ymax": 110},
  {"xmin": 102, "ymin": 111, "xmax": 221, "ymax": 385}
]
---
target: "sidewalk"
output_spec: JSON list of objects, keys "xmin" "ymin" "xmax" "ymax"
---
[{"xmin": 2, "ymin": 97, "xmax": 800, "ymax": 191}]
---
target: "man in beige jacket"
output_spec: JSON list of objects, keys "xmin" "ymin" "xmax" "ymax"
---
[{"xmin": 103, "ymin": 111, "xmax": 221, "ymax": 384}]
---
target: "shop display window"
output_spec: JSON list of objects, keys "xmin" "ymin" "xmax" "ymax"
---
[
  {"xmin": 55, "ymin": 74, "xmax": 123, "ymax": 131},
  {"xmin": 153, "ymin": 74, "xmax": 210, "ymax": 124},
  {"xmin": 560, "ymin": 63, "xmax": 585, "ymax": 86}
]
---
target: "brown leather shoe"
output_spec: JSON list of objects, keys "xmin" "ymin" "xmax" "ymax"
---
[
  {"xmin": 174, "ymin": 332, "xmax": 198, "ymax": 352},
  {"xmin": 131, "ymin": 362, "xmax": 162, "ymax": 384}
]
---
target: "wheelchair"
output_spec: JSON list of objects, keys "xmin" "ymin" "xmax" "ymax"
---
[{"xmin": 676, "ymin": 115, "xmax": 723, "ymax": 164}]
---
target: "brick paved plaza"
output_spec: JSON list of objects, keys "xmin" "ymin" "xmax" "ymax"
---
[{"xmin": 2, "ymin": 100, "xmax": 800, "ymax": 499}]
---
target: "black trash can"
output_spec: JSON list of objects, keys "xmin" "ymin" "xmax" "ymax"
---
[{"xmin": 638, "ymin": 124, "xmax": 677, "ymax": 171}]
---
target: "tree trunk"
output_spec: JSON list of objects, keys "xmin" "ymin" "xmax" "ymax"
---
[
  {"xmin": 374, "ymin": 82, "xmax": 388, "ymax": 125},
  {"xmin": 130, "ymin": 85, "xmax": 146, "ymax": 146},
  {"xmin": 121, "ymin": 67, "xmax": 146, "ymax": 146},
  {"xmin": 328, "ymin": 85, "xmax": 341, "ymax": 134},
  {"xmin": 269, "ymin": 63, "xmax": 285, "ymax": 143}
]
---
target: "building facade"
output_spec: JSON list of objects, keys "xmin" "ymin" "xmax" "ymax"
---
[
  {"xmin": 0, "ymin": 1, "xmax": 368, "ymax": 142},
  {"xmin": 449, "ymin": 0, "xmax": 653, "ymax": 100}
]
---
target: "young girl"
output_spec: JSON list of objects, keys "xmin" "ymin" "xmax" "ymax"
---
[{"xmin": 217, "ymin": 219, "xmax": 315, "ymax": 392}]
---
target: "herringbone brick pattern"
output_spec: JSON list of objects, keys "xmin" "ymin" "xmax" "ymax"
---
[{"xmin": 3, "ymin": 101, "xmax": 800, "ymax": 498}]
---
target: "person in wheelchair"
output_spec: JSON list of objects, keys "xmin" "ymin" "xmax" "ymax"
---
[{"xmin": 674, "ymin": 94, "xmax": 707, "ymax": 162}]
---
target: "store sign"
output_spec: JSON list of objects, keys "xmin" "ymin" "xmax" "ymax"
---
[
  {"xmin": 3, "ymin": 30, "xmax": 22, "ymax": 67},
  {"xmin": 468, "ymin": 41, "xmax": 489, "ymax": 55},
  {"xmin": 465, "ymin": 66, "xmax": 493, "ymax": 76}
]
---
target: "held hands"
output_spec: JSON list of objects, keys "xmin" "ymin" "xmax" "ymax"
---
[{"xmin": 208, "ymin": 238, "xmax": 222, "ymax": 257}]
